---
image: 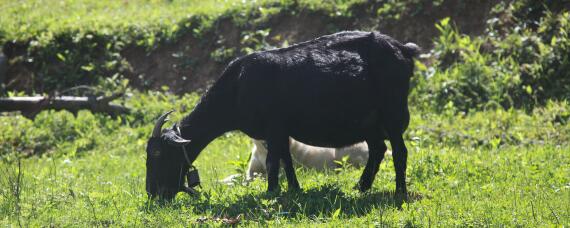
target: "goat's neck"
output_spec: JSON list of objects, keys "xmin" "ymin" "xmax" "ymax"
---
[{"xmin": 177, "ymin": 91, "xmax": 237, "ymax": 163}]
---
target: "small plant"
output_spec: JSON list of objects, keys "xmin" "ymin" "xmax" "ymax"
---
[
  {"xmin": 333, "ymin": 155, "xmax": 352, "ymax": 172},
  {"xmin": 210, "ymin": 46, "xmax": 236, "ymax": 63},
  {"xmin": 240, "ymin": 29, "xmax": 274, "ymax": 55},
  {"xmin": 0, "ymin": 158, "xmax": 24, "ymax": 226},
  {"xmin": 227, "ymin": 156, "xmax": 249, "ymax": 176}
]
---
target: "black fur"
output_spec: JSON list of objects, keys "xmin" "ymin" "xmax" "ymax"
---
[{"xmin": 146, "ymin": 31, "xmax": 420, "ymax": 200}]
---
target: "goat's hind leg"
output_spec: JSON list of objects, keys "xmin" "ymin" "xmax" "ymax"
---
[
  {"xmin": 387, "ymin": 130, "xmax": 408, "ymax": 198},
  {"xmin": 246, "ymin": 153, "xmax": 265, "ymax": 180},
  {"xmin": 357, "ymin": 137, "xmax": 387, "ymax": 192}
]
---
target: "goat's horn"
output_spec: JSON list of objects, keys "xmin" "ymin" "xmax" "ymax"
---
[{"xmin": 152, "ymin": 110, "xmax": 174, "ymax": 138}]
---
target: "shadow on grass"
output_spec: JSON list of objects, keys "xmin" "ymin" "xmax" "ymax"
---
[{"xmin": 189, "ymin": 184, "xmax": 422, "ymax": 219}]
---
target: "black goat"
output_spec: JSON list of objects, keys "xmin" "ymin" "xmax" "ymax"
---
[{"xmin": 146, "ymin": 31, "xmax": 420, "ymax": 200}]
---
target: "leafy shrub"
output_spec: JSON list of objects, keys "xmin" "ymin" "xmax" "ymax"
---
[
  {"xmin": 408, "ymin": 101, "xmax": 570, "ymax": 150},
  {"xmin": 23, "ymin": 32, "xmax": 131, "ymax": 92},
  {"xmin": 412, "ymin": 18, "xmax": 520, "ymax": 112},
  {"xmin": 412, "ymin": 3, "xmax": 570, "ymax": 112},
  {"xmin": 0, "ymin": 91, "xmax": 200, "ymax": 157},
  {"xmin": 0, "ymin": 111, "xmax": 121, "ymax": 157}
]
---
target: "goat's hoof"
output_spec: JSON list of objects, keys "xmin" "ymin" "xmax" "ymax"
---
[
  {"xmin": 288, "ymin": 186, "xmax": 302, "ymax": 192},
  {"xmin": 395, "ymin": 190, "xmax": 408, "ymax": 201},
  {"xmin": 264, "ymin": 190, "xmax": 281, "ymax": 198},
  {"xmin": 354, "ymin": 183, "xmax": 370, "ymax": 193},
  {"xmin": 266, "ymin": 186, "xmax": 281, "ymax": 195}
]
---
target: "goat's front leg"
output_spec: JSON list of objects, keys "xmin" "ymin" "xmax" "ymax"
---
[
  {"xmin": 280, "ymin": 140, "xmax": 300, "ymax": 191},
  {"xmin": 266, "ymin": 133, "xmax": 299, "ymax": 192}
]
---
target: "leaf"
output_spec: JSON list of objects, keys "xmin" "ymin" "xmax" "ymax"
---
[
  {"xmin": 440, "ymin": 17, "xmax": 450, "ymax": 27},
  {"xmin": 56, "ymin": 53, "xmax": 66, "ymax": 61},
  {"xmin": 332, "ymin": 207, "xmax": 341, "ymax": 219},
  {"xmin": 81, "ymin": 64, "xmax": 94, "ymax": 72},
  {"xmin": 415, "ymin": 61, "xmax": 428, "ymax": 72},
  {"xmin": 525, "ymin": 85, "xmax": 533, "ymax": 95}
]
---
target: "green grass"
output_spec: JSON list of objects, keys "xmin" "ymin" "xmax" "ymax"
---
[
  {"xmin": 0, "ymin": 0, "xmax": 365, "ymax": 43},
  {"xmin": 1, "ymin": 92, "xmax": 568, "ymax": 226},
  {"xmin": 0, "ymin": 0, "xmax": 239, "ymax": 42}
]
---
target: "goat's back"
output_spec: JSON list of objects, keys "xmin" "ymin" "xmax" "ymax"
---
[{"xmin": 233, "ymin": 31, "xmax": 417, "ymax": 147}]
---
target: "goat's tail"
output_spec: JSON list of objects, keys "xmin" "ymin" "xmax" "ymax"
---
[{"xmin": 401, "ymin": 42, "xmax": 421, "ymax": 59}]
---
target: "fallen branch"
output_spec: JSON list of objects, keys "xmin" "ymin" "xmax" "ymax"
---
[{"xmin": 0, "ymin": 94, "xmax": 129, "ymax": 119}]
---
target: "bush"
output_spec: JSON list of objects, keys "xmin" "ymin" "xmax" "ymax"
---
[
  {"xmin": 0, "ymin": 90, "xmax": 201, "ymax": 157},
  {"xmin": 412, "ymin": 2, "xmax": 570, "ymax": 112}
]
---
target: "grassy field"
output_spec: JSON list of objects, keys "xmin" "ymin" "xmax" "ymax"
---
[
  {"xmin": 1, "ymin": 0, "xmax": 569, "ymax": 226},
  {"xmin": 1, "ymin": 92, "xmax": 568, "ymax": 226},
  {"xmin": 0, "ymin": 0, "xmax": 242, "ymax": 41}
]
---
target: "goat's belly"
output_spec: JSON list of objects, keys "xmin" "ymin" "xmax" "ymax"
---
[
  {"xmin": 291, "ymin": 133, "xmax": 367, "ymax": 148},
  {"xmin": 286, "ymin": 111, "xmax": 381, "ymax": 148}
]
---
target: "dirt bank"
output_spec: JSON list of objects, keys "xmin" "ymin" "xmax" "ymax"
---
[{"xmin": 2, "ymin": 0, "xmax": 500, "ymax": 94}]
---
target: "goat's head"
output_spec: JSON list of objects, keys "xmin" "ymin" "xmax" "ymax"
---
[{"xmin": 145, "ymin": 110, "xmax": 193, "ymax": 200}]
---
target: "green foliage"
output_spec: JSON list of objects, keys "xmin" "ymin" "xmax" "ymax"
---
[
  {"xmin": 0, "ymin": 0, "xmax": 241, "ymax": 43},
  {"xmin": 240, "ymin": 28, "xmax": 274, "ymax": 55},
  {"xmin": 376, "ymin": 0, "xmax": 444, "ymax": 19},
  {"xmin": 412, "ymin": 3, "xmax": 570, "ymax": 112},
  {"xmin": 0, "ymin": 111, "xmax": 120, "ymax": 157},
  {"xmin": 210, "ymin": 46, "xmax": 236, "ymax": 63},
  {"xmin": 408, "ymin": 101, "xmax": 570, "ymax": 150},
  {"xmin": 0, "ymin": 90, "xmax": 198, "ymax": 157},
  {"xmin": 25, "ymin": 32, "xmax": 132, "ymax": 92},
  {"xmin": 333, "ymin": 155, "xmax": 352, "ymax": 172}
]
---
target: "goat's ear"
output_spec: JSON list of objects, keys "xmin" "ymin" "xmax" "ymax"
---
[
  {"xmin": 146, "ymin": 138, "xmax": 163, "ymax": 157},
  {"xmin": 168, "ymin": 136, "xmax": 191, "ymax": 146},
  {"xmin": 163, "ymin": 130, "xmax": 191, "ymax": 146}
]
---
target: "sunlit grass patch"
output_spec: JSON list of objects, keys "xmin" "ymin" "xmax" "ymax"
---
[{"xmin": 0, "ymin": 92, "xmax": 569, "ymax": 226}]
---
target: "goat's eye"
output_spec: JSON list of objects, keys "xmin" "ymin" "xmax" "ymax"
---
[{"xmin": 151, "ymin": 150, "xmax": 161, "ymax": 157}]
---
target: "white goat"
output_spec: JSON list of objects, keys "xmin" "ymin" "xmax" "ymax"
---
[
  {"xmin": 246, "ymin": 138, "xmax": 393, "ymax": 179},
  {"xmin": 222, "ymin": 138, "xmax": 391, "ymax": 183}
]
